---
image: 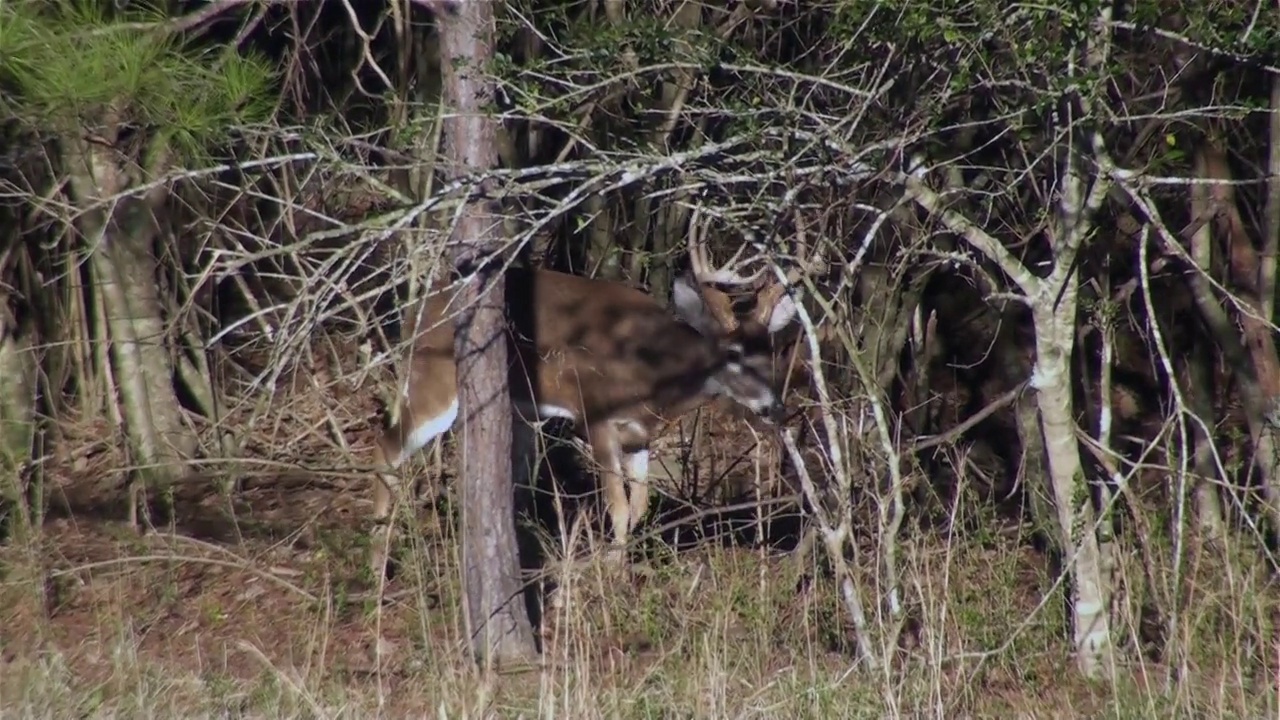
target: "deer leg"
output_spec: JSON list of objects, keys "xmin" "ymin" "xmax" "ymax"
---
[
  {"xmin": 587, "ymin": 423, "xmax": 629, "ymax": 563},
  {"xmin": 415, "ymin": 435, "xmax": 445, "ymax": 503},
  {"xmin": 622, "ymin": 448, "xmax": 651, "ymax": 535},
  {"xmin": 615, "ymin": 420, "xmax": 654, "ymax": 537},
  {"xmin": 371, "ymin": 395, "xmax": 459, "ymax": 577},
  {"xmin": 373, "ymin": 396, "xmax": 458, "ymax": 520}
]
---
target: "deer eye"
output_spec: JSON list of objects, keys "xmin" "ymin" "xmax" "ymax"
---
[{"xmin": 725, "ymin": 343, "xmax": 744, "ymax": 366}]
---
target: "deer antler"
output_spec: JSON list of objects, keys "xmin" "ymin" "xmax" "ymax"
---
[
  {"xmin": 687, "ymin": 207, "xmax": 769, "ymax": 288},
  {"xmin": 686, "ymin": 206, "xmax": 831, "ymax": 333},
  {"xmin": 685, "ymin": 206, "xmax": 764, "ymax": 331},
  {"xmin": 782, "ymin": 211, "xmax": 829, "ymax": 284},
  {"xmin": 749, "ymin": 211, "xmax": 830, "ymax": 328}
]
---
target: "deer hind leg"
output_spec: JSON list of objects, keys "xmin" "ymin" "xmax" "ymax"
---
[
  {"xmin": 586, "ymin": 423, "xmax": 629, "ymax": 562},
  {"xmin": 373, "ymin": 396, "xmax": 459, "ymax": 521},
  {"xmin": 370, "ymin": 394, "xmax": 459, "ymax": 577}
]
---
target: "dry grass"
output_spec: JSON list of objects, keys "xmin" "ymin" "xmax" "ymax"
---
[
  {"xmin": 5, "ymin": 491, "xmax": 1276, "ymax": 718},
  {"xmin": 3, "ymin": 339, "xmax": 1278, "ymax": 719}
]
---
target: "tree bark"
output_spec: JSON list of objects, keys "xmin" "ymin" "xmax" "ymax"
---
[
  {"xmin": 434, "ymin": 0, "xmax": 537, "ymax": 664},
  {"xmin": 1191, "ymin": 140, "xmax": 1280, "ymax": 540},
  {"xmin": 67, "ymin": 140, "xmax": 196, "ymax": 527},
  {"xmin": 901, "ymin": 126, "xmax": 1117, "ymax": 675},
  {"xmin": 1013, "ymin": 391, "xmax": 1057, "ymax": 551},
  {"xmin": 1182, "ymin": 327, "xmax": 1226, "ymax": 543},
  {"xmin": 0, "ymin": 299, "xmax": 38, "ymax": 542},
  {"xmin": 1030, "ymin": 279, "xmax": 1114, "ymax": 677}
]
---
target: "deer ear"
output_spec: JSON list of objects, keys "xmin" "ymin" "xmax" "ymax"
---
[
  {"xmin": 753, "ymin": 281, "xmax": 802, "ymax": 335},
  {"xmin": 765, "ymin": 292, "xmax": 799, "ymax": 334},
  {"xmin": 671, "ymin": 274, "xmax": 720, "ymax": 337}
]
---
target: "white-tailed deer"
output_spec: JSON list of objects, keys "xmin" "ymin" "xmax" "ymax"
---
[{"xmin": 370, "ymin": 218, "xmax": 822, "ymax": 573}]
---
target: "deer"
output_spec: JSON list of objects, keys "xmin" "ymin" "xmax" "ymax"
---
[{"xmin": 368, "ymin": 213, "xmax": 823, "ymax": 575}]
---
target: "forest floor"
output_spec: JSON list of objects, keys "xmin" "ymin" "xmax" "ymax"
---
[{"xmin": 2, "ymin": 347, "xmax": 1276, "ymax": 718}]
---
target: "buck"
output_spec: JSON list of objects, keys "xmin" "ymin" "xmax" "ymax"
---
[{"xmin": 369, "ymin": 217, "xmax": 822, "ymax": 573}]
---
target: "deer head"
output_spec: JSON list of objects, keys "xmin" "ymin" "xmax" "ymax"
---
[{"xmin": 671, "ymin": 207, "xmax": 828, "ymax": 409}]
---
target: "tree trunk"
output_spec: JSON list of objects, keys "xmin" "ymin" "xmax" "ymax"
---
[
  {"xmin": 1183, "ymin": 328, "xmax": 1226, "ymax": 543},
  {"xmin": 434, "ymin": 0, "xmax": 538, "ymax": 664},
  {"xmin": 1190, "ymin": 140, "xmax": 1280, "ymax": 541},
  {"xmin": 902, "ymin": 155, "xmax": 1116, "ymax": 676},
  {"xmin": 1013, "ymin": 391, "xmax": 1057, "ymax": 551},
  {"xmin": 1031, "ymin": 276, "xmax": 1115, "ymax": 677},
  {"xmin": 67, "ymin": 140, "xmax": 196, "ymax": 526},
  {"xmin": 0, "ymin": 300, "xmax": 38, "ymax": 542},
  {"xmin": 585, "ymin": 192, "xmax": 621, "ymax": 279}
]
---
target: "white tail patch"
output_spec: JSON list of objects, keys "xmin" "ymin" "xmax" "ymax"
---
[
  {"xmin": 397, "ymin": 397, "xmax": 459, "ymax": 466},
  {"xmin": 766, "ymin": 293, "xmax": 799, "ymax": 333}
]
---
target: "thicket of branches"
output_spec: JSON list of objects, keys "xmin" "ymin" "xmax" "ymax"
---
[{"xmin": 3, "ymin": 0, "xmax": 1280, "ymax": 685}]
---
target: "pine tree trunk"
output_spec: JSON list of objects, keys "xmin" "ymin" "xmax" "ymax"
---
[
  {"xmin": 67, "ymin": 140, "xmax": 196, "ymax": 525},
  {"xmin": 433, "ymin": 0, "xmax": 538, "ymax": 664},
  {"xmin": 0, "ymin": 301, "xmax": 38, "ymax": 542}
]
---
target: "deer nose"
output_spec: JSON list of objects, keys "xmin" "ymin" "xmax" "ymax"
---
[{"xmin": 760, "ymin": 401, "xmax": 786, "ymax": 426}]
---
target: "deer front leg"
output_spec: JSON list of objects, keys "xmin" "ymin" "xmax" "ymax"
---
[
  {"xmin": 614, "ymin": 420, "xmax": 654, "ymax": 540},
  {"xmin": 587, "ymin": 423, "xmax": 629, "ymax": 564},
  {"xmin": 622, "ymin": 448, "xmax": 651, "ymax": 536}
]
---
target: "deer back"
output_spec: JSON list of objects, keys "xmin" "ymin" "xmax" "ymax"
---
[
  {"xmin": 403, "ymin": 266, "xmax": 782, "ymax": 431},
  {"xmin": 509, "ymin": 268, "xmax": 726, "ymax": 426}
]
